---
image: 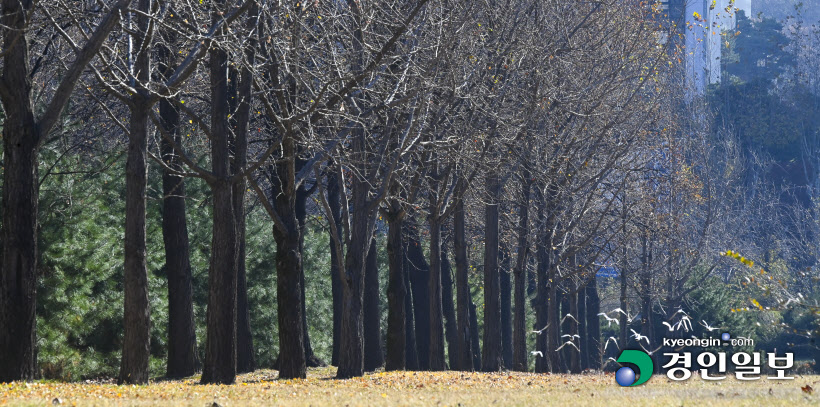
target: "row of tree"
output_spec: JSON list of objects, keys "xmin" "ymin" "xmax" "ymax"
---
[{"xmin": 3, "ymin": 0, "xmax": 815, "ymax": 385}]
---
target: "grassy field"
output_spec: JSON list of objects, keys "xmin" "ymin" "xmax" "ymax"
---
[{"xmin": 1, "ymin": 367, "xmax": 818, "ymax": 406}]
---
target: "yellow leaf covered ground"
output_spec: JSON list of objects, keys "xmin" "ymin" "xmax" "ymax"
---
[{"xmin": 1, "ymin": 368, "xmax": 818, "ymax": 406}]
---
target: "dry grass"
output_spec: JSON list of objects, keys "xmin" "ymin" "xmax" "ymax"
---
[{"xmin": 1, "ymin": 367, "xmax": 818, "ymax": 406}]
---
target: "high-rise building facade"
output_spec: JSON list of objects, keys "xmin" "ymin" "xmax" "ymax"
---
[{"xmin": 654, "ymin": 0, "xmax": 749, "ymax": 97}]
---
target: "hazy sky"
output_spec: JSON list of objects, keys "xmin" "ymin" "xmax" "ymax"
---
[
  {"xmin": 753, "ymin": 0, "xmax": 820, "ymax": 21},
  {"xmin": 736, "ymin": 0, "xmax": 752, "ymax": 15}
]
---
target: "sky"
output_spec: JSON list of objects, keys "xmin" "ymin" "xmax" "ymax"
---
[
  {"xmin": 735, "ymin": 0, "xmax": 752, "ymax": 16},
  {"xmin": 754, "ymin": 0, "xmax": 820, "ymax": 21}
]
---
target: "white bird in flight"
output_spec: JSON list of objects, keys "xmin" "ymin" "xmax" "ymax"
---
[
  {"xmin": 561, "ymin": 313, "xmax": 579, "ymax": 324},
  {"xmin": 604, "ymin": 336, "xmax": 619, "ymax": 352},
  {"xmin": 556, "ymin": 340, "xmax": 580, "ymax": 352},
  {"xmin": 700, "ymin": 320, "xmax": 720, "ymax": 332},
  {"xmin": 639, "ymin": 342, "xmax": 664, "ymax": 356},
  {"xmin": 598, "ymin": 313, "xmax": 620, "ymax": 327},
  {"xmin": 675, "ymin": 316, "xmax": 693, "ymax": 332},
  {"xmin": 630, "ymin": 329, "xmax": 649, "ymax": 344}
]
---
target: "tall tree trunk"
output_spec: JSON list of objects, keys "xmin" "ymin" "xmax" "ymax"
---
[
  {"xmin": 327, "ymin": 169, "xmax": 343, "ymax": 367},
  {"xmin": 500, "ymin": 248, "xmax": 512, "ymax": 369},
  {"xmin": 618, "ymin": 267, "xmax": 628, "ymax": 352},
  {"xmin": 639, "ymin": 233, "xmax": 654, "ymax": 364},
  {"xmin": 159, "ymin": 26, "xmax": 199, "ymax": 380},
  {"xmin": 542, "ymin": 186, "xmax": 562, "ymax": 373},
  {"xmin": 533, "ymin": 207, "xmax": 549, "ymax": 373},
  {"xmin": 235, "ymin": 228, "xmax": 255, "ymax": 373},
  {"xmin": 512, "ymin": 175, "xmax": 530, "ymax": 372},
  {"xmin": 160, "ymin": 151, "xmax": 199, "ymax": 377},
  {"xmin": 0, "ymin": 0, "xmax": 130, "ymax": 382},
  {"xmin": 384, "ymin": 201, "xmax": 406, "ymax": 371},
  {"xmin": 482, "ymin": 172, "xmax": 503, "ymax": 372},
  {"xmin": 568, "ymin": 289, "xmax": 580, "ymax": 373},
  {"xmin": 0, "ymin": 118, "xmax": 40, "ymax": 381},
  {"xmin": 202, "ymin": 179, "xmax": 238, "ymax": 384},
  {"xmin": 269, "ymin": 134, "xmax": 306, "ymax": 379},
  {"xmin": 235, "ymin": 2, "xmax": 261, "ymax": 373},
  {"xmin": 512, "ymin": 263, "xmax": 527, "ymax": 372},
  {"xmin": 0, "ymin": 0, "xmax": 38, "ymax": 381},
  {"xmin": 469, "ymin": 299, "xmax": 482, "ymax": 371},
  {"xmin": 404, "ymin": 258, "xmax": 420, "ymax": 370},
  {"xmin": 428, "ymin": 218, "xmax": 446, "ymax": 371},
  {"xmin": 335, "ymin": 0, "xmax": 384, "ymax": 380},
  {"xmin": 453, "ymin": 200, "xmax": 473, "ymax": 371},
  {"xmin": 336, "ymin": 188, "xmax": 374, "ymax": 378},
  {"xmin": 119, "ymin": 0, "xmax": 153, "ymax": 383},
  {"xmin": 0, "ymin": 114, "xmax": 39, "ymax": 382},
  {"xmin": 441, "ymin": 248, "xmax": 458, "ymax": 370},
  {"xmin": 618, "ymin": 201, "xmax": 629, "ymax": 352},
  {"xmin": 296, "ymin": 185, "xmax": 326, "ymax": 368},
  {"xmin": 585, "ymin": 276, "xmax": 601, "ymax": 370},
  {"xmin": 272, "ymin": 222, "xmax": 305, "ymax": 379},
  {"xmin": 577, "ymin": 283, "xmax": 588, "ymax": 371},
  {"xmin": 201, "ymin": 33, "xmax": 238, "ymax": 384},
  {"xmin": 560, "ymin": 289, "xmax": 572, "ymax": 371},
  {"xmin": 299, "ymin": 261, "xmax": 324, "ymax": 366},
  {"xmin": 229, "ymin": 64, "xmax": 256, "ymax": 375},
  {"xmin": 547, "ymin": 277, "xmax": 561, "ymax": 372},
  {"xmin": 406, "ymin": 224, "xmax": 430, "ymax": 370},
  {"xmin": 364, "ymin": 236, "xmax": 384, "ymax": 371}
]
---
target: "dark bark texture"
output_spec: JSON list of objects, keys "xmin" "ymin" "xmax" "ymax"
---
[
  {"xmin": 0, "ymin": 100, "xmax": 39, "ymax": 382},
  {"xmin": 404, "ymin": 258, "xmax": 420, "ymax": 370},
  {"xmin": 453, "ymin": 200, "xmax": 473, "ymax": 371},
  {"xmin": 533, "ymin": 207, "xmax": 549, "ymax": 373},
  {"xmin": 427, "ymin": 219, "xmax": 446, "ymax": 371},
  {"xmin": 585, "ymin": 276, "xmax": 601, "ymax": 369},
  {"xmin": 500, "ymin": 248, "xmax": 512, "ymax": 369},
  {"xmin": 406, "ymin": 224, "xmax": 430, "ymax": 370},
  {"xmin": 384, "ymin": 203, "xmax": 406, "ymax": 371},
  {"xmin": 327, "ymin": 169, "xmax": 343, "ymax": 367},
  {"xmin": 119, "ymin": 101, "xmax": 152, "ymax": 385},
  {"xmin": 229, "ymin": 64, "xmax": 256, "ymax": 374},
  {"xmin": 159, "ymin": 30, "xmax": 199, "ymax": 380},
  {"xmin": 363, "ymin": 236, "xmax": 384, "ymax": 371},
  {"xmin": 512, "ymin": 175, "xmax": 530, "ymax": 372},
  {"xmin": 273, "ymin": 224, "xmax": 306, "ymax": 379},
  {"xmin": 269, "ymin": 139, "xmax": 307, "ymax": 379},
  {"xmin": 469, "ymin": 299, "xmax": 482, "ymax": 371},
  {"xmin": 577, "ymin": 283, "xmax": 588, "ymax": 370},
  {"xmin": 119, "ymin": 0, "xmax": 153, "ymax": 384},
  {"xmin": 441, "ymin": 249, "xmax": 458, "ymax": 370},
  {"xmin": 567, "ymin": 289, "xmax": 580, "ymax": 373},
  {"xmin": 336, "ymin": 191, "xmax": 372, "ymax": 378},
  {"xmin": 0, "ymin": 4, "xmax": 39, "ymax": 376},
  {"xmin": 201, "ymin": 33, "xmax": 238, "ymax": 384},
  {"xmin": 296, "ymin": 184, "xmax": 326, "ymax": 368},
  {"xmin": 482, "ymin": 173, "xmax": 503, "ymax": 372}
]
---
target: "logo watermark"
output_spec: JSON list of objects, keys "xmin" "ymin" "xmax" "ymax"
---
[
  {"xmin": 615, "ymin": 333, "xmax": 795, "ymax": 386},
  {"xmin": 615, "ymin": 350, "xmax": 654, "ymax": 386},
  {"xmin": 661, "ymin": 332, "xmax": 754, "ymax": 348}
]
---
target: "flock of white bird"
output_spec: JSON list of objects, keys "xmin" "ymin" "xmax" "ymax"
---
[
  {"xmin": 527, "ymin": 294, "xmax": 811, "ymax": 366},
  {"xmin": 528, "ymin": 307, "xmax": 733, "ymax": 363}
]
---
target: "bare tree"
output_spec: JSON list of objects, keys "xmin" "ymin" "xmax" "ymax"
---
[{"xmin": 0, "ymin": 0, "xmax": 132, "ymax": 382}]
